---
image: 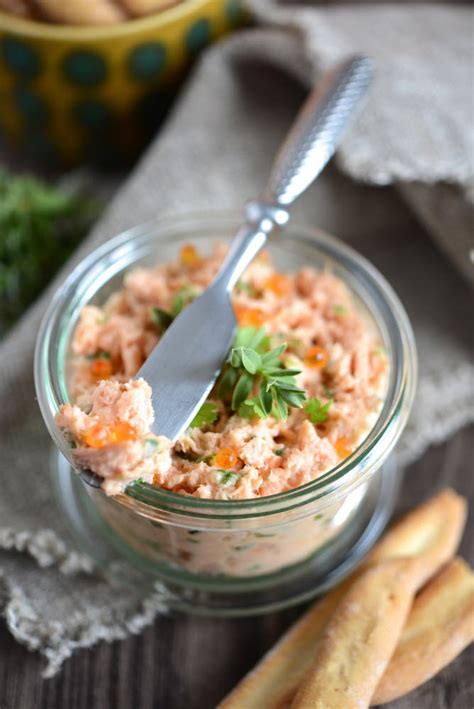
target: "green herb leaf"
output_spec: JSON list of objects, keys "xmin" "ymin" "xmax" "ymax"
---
[
  {"xmin": 279, "ymin": 388, "xmax": 307, "ymax": 408},
  {"xmin": 218, "ymin": 366, "xmax": 238, "ymax": 400},
  {"xmin": 235, "ymin": 280, "xmax": 257, "ymax": 297},
  {"xmin": 190, "ymin": 401, "xmax": 218, "ymax": 429},
  {"xmin": 261, "ymin": 344, "xmax": 286, "ymax": 367},
  {"xmin": 150, "ymin": 286, "xmax": 197, "ymax": 334},
  {"xmin": 305, "ymin": 397, "xmax": 333, "ymax": 424},
  {"xmin": 274, "ymin": 448, "xmax": 285, "ymax": 456},
  {"xmin": 151, "ymin": 306, "xmax": 173, "ymax": 333},
  {"xmin": 232, "ymin": 371, "xmax": 254, "ymax": 411},
  {"xmin": 85, "ymin": 350, "xmax": 111, "ymax": 361},
  {"xmin": 333, "ymin": 304, "xmax": 347, "ymax": 316},
  {"xmin": 196, "ymin": 453, "xmax": 215, "ymax": 464},
  {"xmin": 271, "ymin": 390, "xmax": 289, "ymax": 420},
  {"xmin": 0, "ymin": 170, "xmax": 100, "ymax": 335},
  {"xmin": 239, "ymin": 397, "xmax": 265, "ymax": 419},
  {"xmin": 233, "ymin": 326, "xmax": 269, "ymax": 353},
  {"xmin": 222, "ymin": 327, "xmax": 307, "ymax": 421},
  {"xmin": 217, "ymin": 470, "xmax": 241, "ymax": 486},
  {"xmin": 241, "ymin": 348, "xmax": 261, "ymax": 374},
  {"xmin": 259, "ymin": 385, "xmax": 273, "ymax": 416},
  {"xmin": 171, "ymin": 285, "xmax": 198, "ymax": 317}
]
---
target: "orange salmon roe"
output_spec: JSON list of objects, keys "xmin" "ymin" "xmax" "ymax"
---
[
  {"xmin": 304, "ymin": 345, "xmax": 329, "ymax": 370},
  {"xmin": 82, "ymin": 421, "xmax": 137, "ymax": 448},
  {"xmin": 180, "ymin": 244, "xmax": 199, "ymax": 267},
  {"xmin": 109, "ymin": 421, "xmax": 138, "ymax": 443},
  {"xmin": 335, "ymin": 437, "xmax": 352, "ymax": 459},
  {"xmin": 234, "ymin": 305, "xmax": 266, "ymax": 328},
  {"xmin": 214, "ymin": 447, "xmax": 238, "ymax": 469},
  {"xmin": 90, "ymin": 358, "xmax": 113, "ymax": 379},
  {"xmin": 83, "ymin": 423, "xmax": 110, "ymax": 448},
  {"xmin": 265, "ymin": 273, "xmax": 291, "ymax": 296}
]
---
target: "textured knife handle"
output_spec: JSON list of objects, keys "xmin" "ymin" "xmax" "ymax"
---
[{"xmin": 262, "ymin": 55, "xmax": 373, "ymax": 206}]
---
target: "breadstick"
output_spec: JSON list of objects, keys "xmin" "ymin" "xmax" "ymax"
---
[
  {"xmin": 119, "ymin": 0, "xmax": 180, "ymax": 17},
  {"xmin": 367, "ymin": 488, "xmax": 467, "ymax": 587},
  {"xmin": 373, "ymin": 557, "xmax": 474, "ymax": 704},
  {"xmin": 35, "ymin": 0, "xmax": 126, "ymax": 25},
  {"xmin": 219, "ymin": 582, "xmax": 351, "ymax": 709},
  {"xmin": 218, "ymin": 489, "xmax": 467, "ymax": 708},
  {"xmin": 291, "ymin": 557, "xmax": 423, "ymax": 709}
]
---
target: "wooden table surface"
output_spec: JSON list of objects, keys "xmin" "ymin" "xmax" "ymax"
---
[{"xmin": 1, "ymin": 425, "xmax": 472, "ymax": 709}]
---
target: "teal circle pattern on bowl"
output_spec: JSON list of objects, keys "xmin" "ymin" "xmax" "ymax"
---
[
  {"xmin": 73, "ymin": 99, "xmax": 111, "ymax": 128},
  {"xmin": 128, "ymin": 42, "xmax": 167, "ymax": 81},
  {"xmin": 13, "ymin": 84, "xmax": 48, "ymax": 124},
  {"xmin": 185, "ymin": 19, "xmax": 211, "ymax": 55},
  {"xmin": 62, "ymin": 51, "xmax": 107, "ymax": 87},
  {"xmin": 1, "ymin": 36, "xmax": 40, "ymax": 79}
]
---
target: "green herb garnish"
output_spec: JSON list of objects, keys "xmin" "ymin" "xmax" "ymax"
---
[
  {"xmin": 333, "ymin": 304, "xmax": 347, "ymax": 316},
  {"xmin": 190, "ymin": 401, "xmax": 218, "ymax": 429},
  {"xmin": 220, "ymin": 327, "xmax": 307, "ymax": 421},
  {"xmin": 85, "ymin": 350, "xmax": 111, "ymax": 361},
  {"xmin": 273, "ymin": 448, "xmax": 285, "ymax": 457},
  {"xmin": 0, "ymin": 170, "xmax": 99, "ymax": 335},
  {"xmin": 232, "ymin": 544, "xmax": 252, "ymax": 551},
  {"xmin": 235, "ymin": 280, "xmax": 258, "ymax": 297},
  {"xmin": 151, "ymin": 307, "xmax": 173, "ymax": 333},
  {"xmin": 305, "ymin": 397, "xmax": 332, "ymax": 424},
  {"xmin": 150, "ymin": 285, "xmax": 198, "ymax": 334},
  {"xmin": 217, "ymin": 470, "xmax": 241, "ymax": 486},
  {"xmin": 171, "ymin": 284, "xmax": 198, "ymax": 317},
  {"xmin": 196, "ymin": 453, "xmax": 215, "ymax": 464}
]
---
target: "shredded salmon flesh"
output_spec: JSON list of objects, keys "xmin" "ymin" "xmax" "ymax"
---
[{"xmin": 56, "ymin": 245, "xmax": 387, "ymax": 497}]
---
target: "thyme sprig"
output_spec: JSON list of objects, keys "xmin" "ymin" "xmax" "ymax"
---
[
  {"xmin": 0, "ymin": 170, "xmax": 99, "ymax": 335},
  {"xmin": 218, "ymin": 327, "xmax": 307, "ymax": 421}
]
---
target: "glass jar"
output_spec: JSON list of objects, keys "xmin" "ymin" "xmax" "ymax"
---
[{"xmin": 35, "ymin": 213, "xmax": 417, "ymax": 615}]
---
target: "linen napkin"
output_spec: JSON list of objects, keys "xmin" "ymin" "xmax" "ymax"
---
[{"xmin": 1, "ymin": 4, "xmax": 473, "ymax": 676}]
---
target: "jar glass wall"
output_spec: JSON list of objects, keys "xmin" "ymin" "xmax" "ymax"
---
[{"xmin": 35, "ymin": 213, "xmax": 417, "ymax": 614}]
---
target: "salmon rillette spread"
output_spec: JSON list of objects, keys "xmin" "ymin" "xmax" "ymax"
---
[{"xmin": 56, "ymin": 244, "xmax": 388, "ymax": 499}]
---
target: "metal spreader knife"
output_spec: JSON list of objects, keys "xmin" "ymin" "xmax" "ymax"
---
[{"xmin": 81, "ymin": 55, "xmax": 373, "ymax": 488}]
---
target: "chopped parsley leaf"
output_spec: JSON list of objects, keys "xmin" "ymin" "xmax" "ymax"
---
[
  {"xmin": 305, "ymin": 397, "xmax": 332, "ymax": 424},
  {"xmin": 217, "ymin": 470, "xmax": 241, "ymax": 486},
  {"xmin": 85, "ymin": 350, "xmax": 111, "ymax": 360},
  {"xmin": 190, "ymin": 401, "xmax": 218, "ymax": 429}
]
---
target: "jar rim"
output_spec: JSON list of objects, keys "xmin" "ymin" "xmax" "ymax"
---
[{"xmin": 35, "ymin": 211, "xmax": 417, "ymax": 521}]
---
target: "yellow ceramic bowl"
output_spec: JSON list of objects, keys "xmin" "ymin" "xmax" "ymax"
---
[{"xmin": 0, "ymin": 0, "xmax": 243, "ymax": 165}]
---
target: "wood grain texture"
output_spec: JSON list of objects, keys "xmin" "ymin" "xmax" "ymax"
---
[{"xmin": 1, "ymin": 425, "xmax": 473, "ymax": 709}]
